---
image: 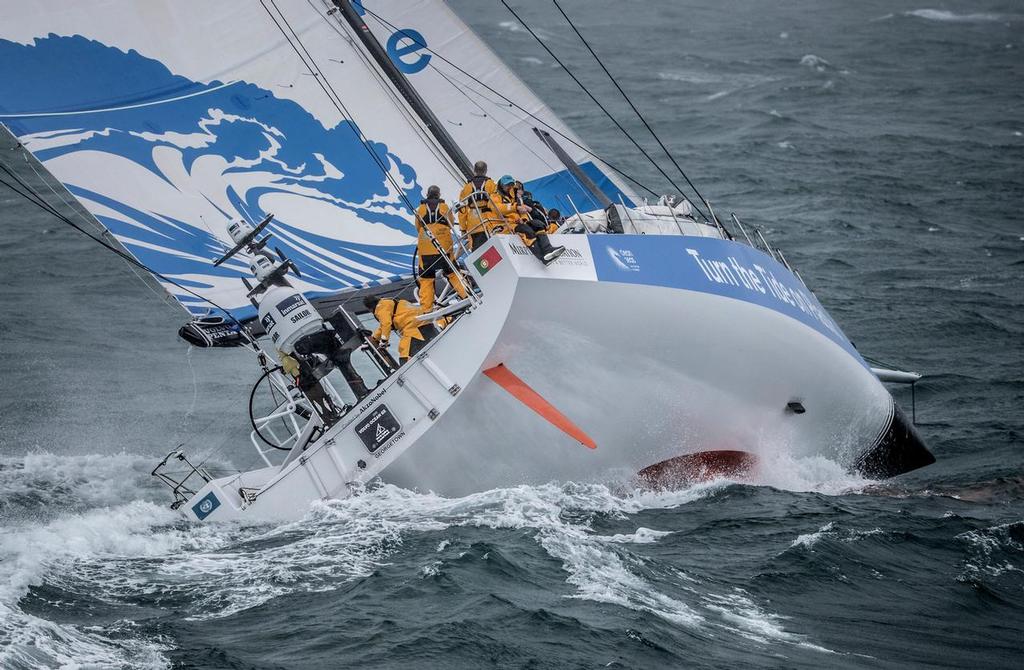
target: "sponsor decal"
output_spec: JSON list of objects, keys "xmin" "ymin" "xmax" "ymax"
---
[
  {"xmin": 589, "ymin": 236, "xmax": 858, "ymax": 364},
  {"xmin": 606, "ymin": 246, "xmax": 640, "ymax": 272},
  {"xmin": 684, "ymin": 247, "xmax": 841, "ymax": 337},
  {"xmin": 261, "ymin": 312, "xmax": 277, "ymax": 332},
  {"xmin": 555, "ymin": 246, "xmax": 589, "ymax": 267},
  {"xmin": 473, "ymin": 246, "xmax": 503, "ymax": 275},
  {"xmin": 512, "ymin": 241, "xmax": 589, "ymax": 267},
  {"xmin": 373, "ymin": 431, "xmax": 406, "ymax": 459},
  {"xmin": 192, "ymin": 491, "xmax": 220, "ymax": 520},
  {"xmin": 355, "ymin": 404, "xmax": 402, "ymax": 453},
  {"xmin": 276, "ymin": 294, "xmax": 307, "ymax": 317},
  {"xmin": 289, "ymin": 308, "xmax": 312, "ymax": 323},
  {"xmin": 387, "ymin": 30, "xmax": 431, "ymax": 74},
  {"xmin": 356, "ymin": 387, "xmax": 388, "ymax": 414}
]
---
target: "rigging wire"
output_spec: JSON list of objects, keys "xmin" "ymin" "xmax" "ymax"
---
[
  {"xmin": 497, "ymin": 0, "xmax": 709, "ymax": 220},
  {"xmin": 549, "ymin": 0, "xmax": 714, "ymax": 218},
  {"xmin": 1, "ymin": 135, "xmax": 263, "ymax": 472},
  {"xmin": 428, "ymin": 64, "xmax": 603, "ymax": 210},
  {"xmin": 349, "ymin": 4, "xmax": 664, "ymax": 200},
  {"xmin": 16, "ymin": 147, "xmax": 183, "ymax": 313},
  {"xmin": 0, "ymin": 160, "xmax": 254, "ymax": 335},
  {"xmin": 259, "ymin": 0, "xmax": 418, "ymax": 214},
  {"xmin": 304, "ymin": 0, "xmax": 465, "ymax": 185}
]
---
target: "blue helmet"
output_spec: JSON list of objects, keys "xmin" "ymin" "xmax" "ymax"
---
[{"xmin": 497, "ymin": 174, "xmax": 515, "ymax": 189}]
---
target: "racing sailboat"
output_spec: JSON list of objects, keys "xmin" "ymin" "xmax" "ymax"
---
[{"xmin": 0, "ymin": 0, "xmax": 933, "ymax": 522}]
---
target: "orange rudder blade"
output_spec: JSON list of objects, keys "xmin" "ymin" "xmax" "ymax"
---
[{"xmin": 483, "ymin": 364, "xmax": 596, "ymax": 450}]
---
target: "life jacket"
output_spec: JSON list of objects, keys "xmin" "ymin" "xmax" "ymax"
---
[
  {"xmin": 458, "ymin": 176, "xmax": 500, "ymax": 236},
  {"xmin": 416, "ymin": 198, "xmax": 454, "ymax": 256},
  {"xmin": 467, "ymin": 176, "xmax": 493, "ymax": 208}
]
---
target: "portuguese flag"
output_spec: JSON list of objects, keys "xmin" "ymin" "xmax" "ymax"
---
[{"xmin": 473, "ymin": 246, "xmax": 503, "ymax": 275}]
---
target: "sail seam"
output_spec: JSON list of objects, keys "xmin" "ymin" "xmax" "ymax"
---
[{"xmin": 0, "ymin": 80, "xmax": 241, "ymax": 119}]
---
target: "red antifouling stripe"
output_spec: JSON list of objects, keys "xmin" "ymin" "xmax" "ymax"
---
[{"xmin": 483, "ymin": 364, "xmax": 597, "ymax": 450}]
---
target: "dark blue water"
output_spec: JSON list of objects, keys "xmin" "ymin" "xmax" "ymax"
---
[{"xmin": 1, "ymin": 1, "xmax": 1022, "ymax": 668}]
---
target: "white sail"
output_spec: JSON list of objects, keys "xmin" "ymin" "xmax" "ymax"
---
[
  {"xmin": 352, "ymin": 0, "xmax": 640, "ymax": 212},
  {"xmin": 0, "ymin": 0, "xmax": 641, "ymax": 320},
  {"xmin": 0, "ymin": 0, "xmax": 468, "ymax": 319}
]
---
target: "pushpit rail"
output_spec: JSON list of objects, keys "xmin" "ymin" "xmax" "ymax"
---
[{"xmin": 152, "ymin": 450, "xmax": 213, "ymax": 510}]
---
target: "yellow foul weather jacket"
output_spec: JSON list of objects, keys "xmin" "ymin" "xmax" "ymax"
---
[
  {"xmin": 415, "ymin": 198, "xmax": 455, "ymax": 256},
  {"xmin": 372, "ymin": 298, "xmax": 427, "ymax": 360},
  {"xmin": 458, "ymin": 176, "xmax": 503, "ymax": 239}
]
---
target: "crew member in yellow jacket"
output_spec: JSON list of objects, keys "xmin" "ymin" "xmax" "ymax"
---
[
  {"xmin": 493, "ymin": 175, "xmax": 565, "ymax": 265},
  {"xmin": 415, "ymin": 185, "xmax": 468, "ymax": 309},
  {"xmin": 457, "ymin": 160, "xmax": 502, "ymax": 250},
  {"xmin": 364, "ymin": 296, "xmax": 437, "ymax": 364},
  {"xmin": 544, "ymin": 207, "xmax": 564, "ymax": 235}
]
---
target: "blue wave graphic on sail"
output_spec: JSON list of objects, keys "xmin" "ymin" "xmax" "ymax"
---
[{"xmin": 0, "ymin": 35, "xmax": 424, "ymax": 320}]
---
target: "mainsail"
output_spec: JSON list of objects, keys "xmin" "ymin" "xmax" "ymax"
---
[{"xmin": 0, "ymin": 0, "xmax": 633, "ymax": 320}]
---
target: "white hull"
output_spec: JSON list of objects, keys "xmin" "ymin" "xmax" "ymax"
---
[{"xmin": 177, "ymin": 234, "xmax": 929, "ymax": 522}]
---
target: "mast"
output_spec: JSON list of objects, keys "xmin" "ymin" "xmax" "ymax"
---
[{"xmin": 332, "ymin": 0, "xmax": 474, "ymax": 182}]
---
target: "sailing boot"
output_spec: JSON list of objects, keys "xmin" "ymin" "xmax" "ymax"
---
[
  {"xmin": 542, "ymin": 244, "xmax": 566, "ymax": 265},
  {"xmin": 533, "ymin": 231, "xmax": 565, "ymax": 265},
  {"xmin": 515, "ymin": 224, "xmax": 548, "ymax": 264}
]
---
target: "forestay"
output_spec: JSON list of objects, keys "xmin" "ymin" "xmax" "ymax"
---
[{"xmin": 352, "ymin": 0, "xmax": 638, "ymax": 213}]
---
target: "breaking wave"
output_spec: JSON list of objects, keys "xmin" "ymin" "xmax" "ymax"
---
[{"xmin": 0, "ymin": 448, "xmax": 884, "ymax": 666}]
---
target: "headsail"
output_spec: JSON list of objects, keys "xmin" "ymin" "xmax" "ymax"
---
[
  {"xmin": 0, "ymin": 0, "xmax": 465, "ymax": 319},
  {"xmin": 350, "ymin": 0, "xmax": 639, "ymax": 212}
]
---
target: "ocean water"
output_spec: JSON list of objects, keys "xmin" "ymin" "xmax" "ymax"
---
[{"xmin": 1, "ymin": 0, "xmax": 1022, "ymax": 668}]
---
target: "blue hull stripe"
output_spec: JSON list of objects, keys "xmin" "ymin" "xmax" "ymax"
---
[{"xmin": 588, "ymin": 235, "xmax": 866, "ymax": 366}]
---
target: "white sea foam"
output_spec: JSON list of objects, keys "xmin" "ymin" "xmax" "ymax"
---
[
  {"xmin": 790, "ymin": 522, "xmax": 886, "ymax": 549},
  {"xmin": 497, "ymin": 21, "xmax": 552, "ymax": 40},
  {"xmin": 0, "ymin": 449, "xmax": 849, "ymax": 659},
  {"xmin": 702, "ymin": 590, "xmax": 834, "ymax": 652},
  {"xmin": 0, "ymin": 497, "xmax": 191, "ymax": 668},
  {"xmin": 792, "ymin": 522, "xmax": 837, "ymax": 548},
  {"xmin": 600, "ymin": 527, "xmax": 672, "ymax": 544},
  {"xmin": 755, "ymin": 452, "xmax": 871, "ymax": 496},
  {"xmin": 0, "ymin": 451, "xmax": 161, "ymax": 515},
  {"xmin": 0, "ymin": 451, "xmax": 247, "ymax": 668},
  {"xmin": 800, "ymin": 54, "xmax": 831, "ymax": 72},
  {"xmin": 658, "ymin": 71, "xmax": 773, "ymax": 87},
  {"xmin": 904, "ymin": 9, "xmax": 1005, "ymax": 23},
  {"xmin": 956, "ymin": 522, "xmax": 1024, "ymax": 580}
]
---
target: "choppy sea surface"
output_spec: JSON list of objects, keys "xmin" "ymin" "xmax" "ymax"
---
[{"xmin": 1, "ymin": 1, "xmax": 1022, "ymax": 668}]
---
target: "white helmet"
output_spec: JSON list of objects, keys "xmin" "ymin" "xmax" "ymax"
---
[
  {"xmin": 227, "ymin": 219, "xmax": 255, "ymax": 246},
  {"xmin": 250, "ymin": 254, "xmax": 279, "ymax": 282}
]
